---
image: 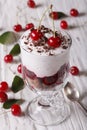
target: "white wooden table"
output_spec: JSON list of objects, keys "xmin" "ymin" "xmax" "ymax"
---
[{"xmin": 0, "ymin": 0, "xmax": 87, "ymax": 129}]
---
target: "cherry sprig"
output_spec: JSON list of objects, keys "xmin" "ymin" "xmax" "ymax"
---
[
  {"xmin": 47, "ymin": 5, "xmax": 62, "ymax": 48},
  {"xmin": 30, "ymin": 5, "xmax": 53, "ymax": 41},
  {"xmin": 30, "ymin": 4, "xmax": 62, "ymax": 48}
]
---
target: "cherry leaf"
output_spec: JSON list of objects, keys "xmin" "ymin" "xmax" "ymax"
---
[
  {"xmin": 11, "ymin": 75, "xmax": 24, "ymax": 93},
  {"xmin": 9, "ymin": 43, "xmax": 21, "ymax": 56},
  {"xmin": 0, "ymin": 31, "xmax": 18, "ymax": 45},
  {"xmin": 58, "ymin": 12, "xmax": 67, "ymax": 18},
  {"xmin": 3, "ymin": 99, "xmax": 23, "ymax": 109}
]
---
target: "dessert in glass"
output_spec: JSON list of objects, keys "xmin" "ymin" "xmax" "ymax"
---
[{"xmin": 20, "ymin": 25, "xmax": 72, "ymax": 125}]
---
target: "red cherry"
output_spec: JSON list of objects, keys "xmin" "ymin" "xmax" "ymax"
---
[
  {"xmin": 0, "ymin": 92, "xmax": 8, "ymax": 103},
  {"xmin": 11, "ymin": 104, "xmax": 22, "ymax": 116},
  {"xmin": 4, "ymin": 54, "xmax": 13, "ymax": 63},
  {"xmin": 0, "ymin": 81, "xmax": 9, "ymax": 92},
  {"xmin": 30, "ymin": 29, "xmax": 43, "ymax": 41},
  {"xmin": 70, "ymin": 8, "xmax": 79, "ymax": 17},
  {"xmin": 17, "ymin": 64, "xmax": 22, "ymax": 73},
  {"xmin": 60, "ymin": 20, "xmax": 68, "ymax": 29},
  {"xmin": 27, "ymin": 0, "xmax": 36, "ymax": 8},
  {"xmin": 70, "ymin": 66, "xmax": 79, "ymax": 75},
  {"xmin": 47, "ymin": 36, "xmax": 61, "ymax": 48},
  {"xmin": 50, "ymin": 11, "xmax": 58, "ymax": 20},
  {"xmin": 42, "ymin": 73, "xmax": 58, "ymax": 85},
  {"xmin": 13, "ymin": 24, "xmax": 22, "ymax": 32},
  {"xmin": 25, "ymin": 23, "xmax": 34, "ymax": 30}
]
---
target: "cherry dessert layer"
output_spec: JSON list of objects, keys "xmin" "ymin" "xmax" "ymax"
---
[{"xmin": 23, "ymin": 63, "xmax": 69, "ymax": 91}]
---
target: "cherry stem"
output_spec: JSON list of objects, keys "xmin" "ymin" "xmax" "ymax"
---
[
  {"xmin": 38, "ymin": 5, "xmax": 52, "ymax": 30},
  {"xmin": 50, "ymin": 5, "xmax": 56, "ymax": 37}
]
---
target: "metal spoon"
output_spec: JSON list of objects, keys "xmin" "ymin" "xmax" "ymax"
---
[{"xmin": 64, "ymin": 82, "xmax": 87, "ymax": 114}]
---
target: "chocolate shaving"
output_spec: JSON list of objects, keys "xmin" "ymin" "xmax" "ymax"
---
[
  {"xmin": 37, "ymin": 50, "xmax": 44, "ymax": 53},
  {"xmin": 62, "ymin": 46, "xmax": 68, "ymax": 49},
  {"xmin": 33, "ymin": 42, "xmax": 39, "ymax": 46},
  {"xmin": 49, "ymin": 52, "xmax": 54, "ymax": 56},
  {"xmin": 24, "ymin": 42, "xmax": 28, "ymax": 44},
  {"xmin": 22, "ymin": 36, "xmax": 25, "ymax": 39},
  {"xmin": 30, "ymin": 43, "xmax": 33, "ymax": 46},
  {"xmin": 40, "ymin": 25, "xmax": 53, "ymax": 34},
  {"xmin": 28, "ymin": 47, "xmax": 32, "ymax": 52}
]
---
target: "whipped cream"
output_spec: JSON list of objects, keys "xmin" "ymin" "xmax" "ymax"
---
[{"xmin": 20, "ymin": 26, "xmax": 71, "ymax": 77}]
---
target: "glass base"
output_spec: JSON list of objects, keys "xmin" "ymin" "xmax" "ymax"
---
[{"xmin": 27, "ymin": 91, "xmax": 70, "ymax": 126}]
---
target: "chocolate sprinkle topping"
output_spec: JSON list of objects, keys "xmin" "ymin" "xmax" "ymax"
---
[
  {"xmin": 62, "ymin": 46, "xmax": 68, "ymax": 49},
  {"xmin": 28, "ymin": 47, "xmax": 32, "ymax": 52},
  {"xmin": 24, "ymin": 42, "xmax": 28, "ymax": 44},
  {"xmin": 22, "ymin": 25, "xmax": 71, "ymax": 56}
]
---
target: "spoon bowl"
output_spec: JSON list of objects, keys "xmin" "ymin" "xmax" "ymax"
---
[
  {"xmin": 64, "ymin": 82, "xmax": 80, "ymax": 101},
  {"xmin": 64, "ymin": 82, "xmax": 87, "ymax": 115}
]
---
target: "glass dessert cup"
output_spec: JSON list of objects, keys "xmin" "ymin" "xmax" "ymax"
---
[{"xmin": 20, "ymin": 30, "xmax": 72, "ymax": 126}]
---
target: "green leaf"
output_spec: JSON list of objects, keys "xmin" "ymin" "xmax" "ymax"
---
[
  {"xmin": 3, "ymin": 99, "xmax": 23, "ymax": 109},
  {"xmin": 9, "ymin": 43, "xmax": 21, "ymax": 56},
  {"xmin": 58, "ymin": 12, "xmax": 67, "ymax": 19},
  {"xmin": 0, "ymin": 31, "xmax": 18, "ymax": 45},
  {"xmin": 11, "ymin": 75, "xmax": 24, "ymax": 93}
]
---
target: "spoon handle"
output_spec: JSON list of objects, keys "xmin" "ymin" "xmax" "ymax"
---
[{"xmin": 77, "ymin": 101, "xmax": 87, "ymax": 115}]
